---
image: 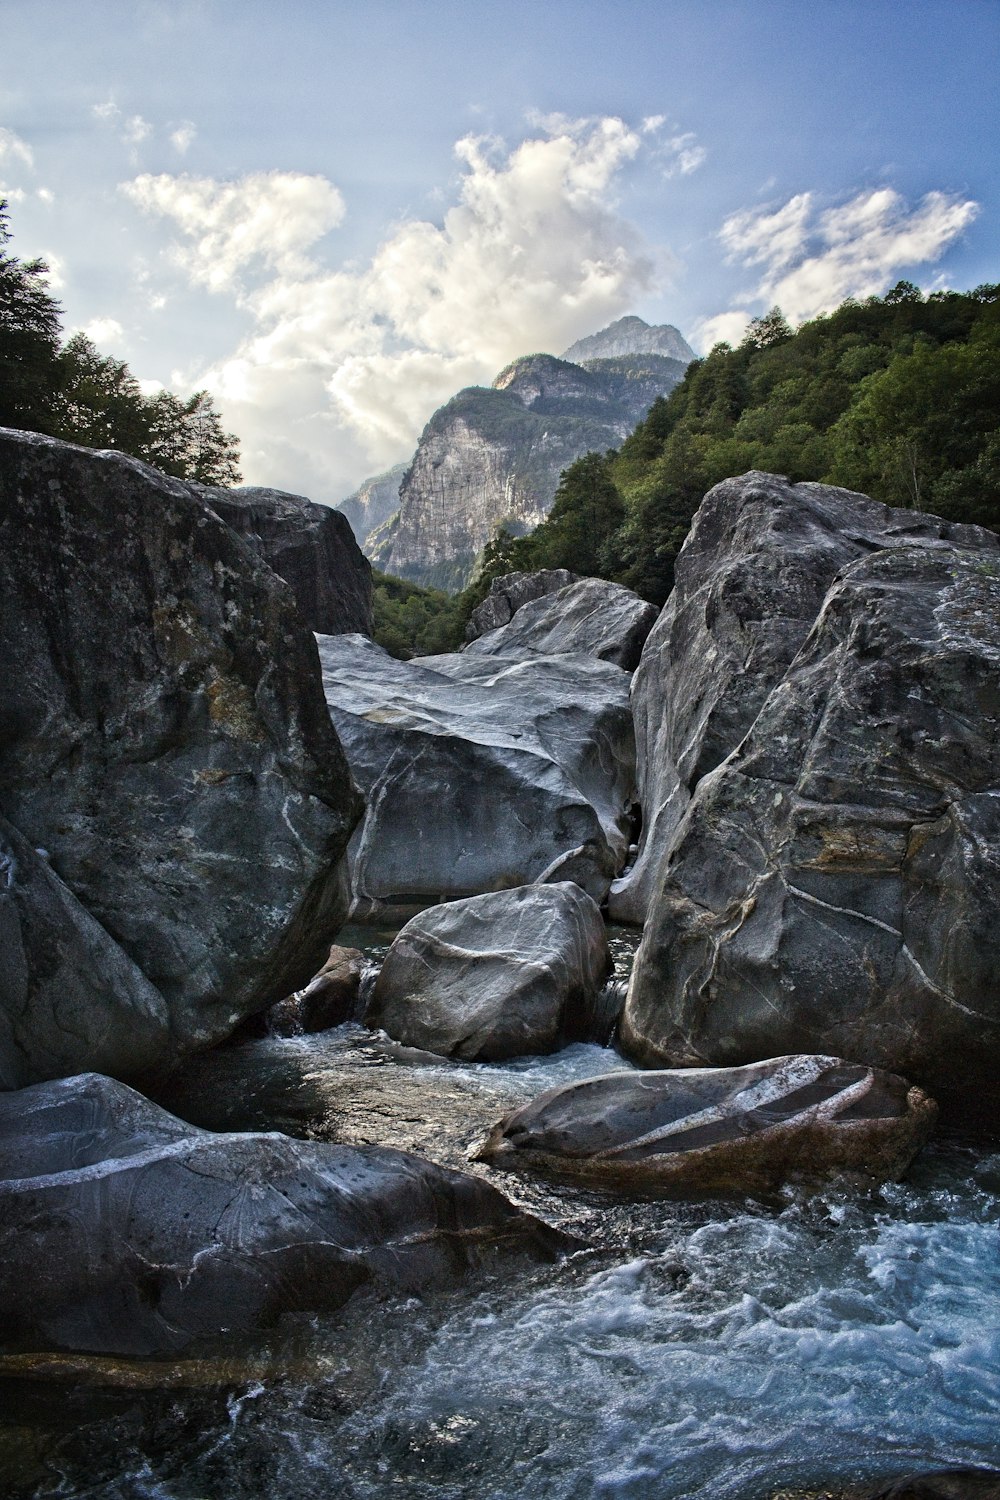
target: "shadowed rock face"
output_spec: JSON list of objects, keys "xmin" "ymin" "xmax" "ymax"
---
[
  {"xmin": 266, "ymin": 944, "xmax": 365, "ymax": 1035},
  {"xmin": 0, "ymin": 430, "xmax": 362, "ymax": 1079},
  {"xmin": 316, "ymin": 633, "xmax": 636, "ymax": 921},
  {"xmin": 772, "ymin": 1469, "xmax": 1000, "ymax": 1498},
  {"xmin": 465, "ymin": 569, "xmax": 578, "ymax": 641},
  {"xmin": 464, "ymin": 578, "xmax": 658, "ymax": 672},
  {"xmin": 203, "ymin": 484, "xmax": 373, "ymax": 636},
  {"xmin": 621, "ymin": 519, "xmax": 1000, "ymax": 1120},
  {"xmin": 0, "ymin": 1073, "xmax": 564, "ymax": 1356},
  {"xmin": 367, "ymin": 883, "xmax": 611, "ymax": 1061},
  {"xmin": 476, "ymin": 1054, "xmax": 936, "ymax": 1197},
  {"xmin": 609, "ymin": 472, "xmax": 1000, "ymax": 924}
]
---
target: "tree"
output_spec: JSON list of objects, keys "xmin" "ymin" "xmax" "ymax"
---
[
  {"xmin": 0, "ymin": 198, "xmax": 61, "ymax": 431},
  {"xmin": 52, "ymin": 333, "xmax": 150, "ymax": 453},
  {"xmin": 144, "ymin": 389, "xmax": 242, "ymax": 485}
]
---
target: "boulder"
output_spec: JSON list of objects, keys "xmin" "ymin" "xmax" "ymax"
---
[
  {"xmin": 621, "ymin": 534, "xmax": 1000, "ymax": 1122},
  {"xmin": 366, "ymin": 883, "xmax": 610, "ymax": 1060},
  {"xmin": 0, "ymin": 817, "xmax": 167, "ymax": 1089},
  {"xmin": 773, "ymin": 1471, "xmax": 1000, "ymax": 1499},
  {"xmin": 464, "ymin": 577, "xmax": 658, "ymax": 671},
  {"xmin": 316, "ymin": 633, "xmax": 636, "ymax": 921},
  {"xmin": 0, "ymin": 430, "xmax": 361, "ymax": 1077},
  {"xmin": 203, "ymin": 483, "xmax": 373, "ymax": 636},
  {"xmin": 476, "ymin": 1054, "xmax": 936, "ymax": 1196},
  {"xmin": 0, "ymin": 1072, "xmax": 564, "ymax": 1355},
  {"xmin": 266, "ymin": 944, "xmax": 365, "ymax": 1035},
  {"xmin": 609, "ymin": 472, "xmax": 1000, "ymax": 923},
  {"xmin": 465, "ymin": 569, "xmax": 578, "ymax": 641}
]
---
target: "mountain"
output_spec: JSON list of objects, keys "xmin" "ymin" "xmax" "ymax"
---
[
  {"xmin": 336, "ymin": 462, "xmax": 408, "ymax": 546},
  {"xmin": 563, "ymin": 316, "xmax": 695, "ymax": 364},
  {"xmin": 367, "ymin": 339, "xmax": 691, "ymax": 591}
]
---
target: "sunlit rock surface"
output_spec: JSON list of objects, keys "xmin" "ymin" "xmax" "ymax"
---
[
  {"xmin": 610, "ymin": 471, "xmax": 1000, "ymax": 923},
  {"xmin": 316, "ymin": 632, "xmax": 636, "ymax": 920},
  {"xmin": 621, "ymin": 491, "xmax": 1000, "ymax": 1120},
  {"xmin": 202, "ymin": 483, "xmax": 373, "ymax": 636},
  {"xmin": 477, "ymin": 1054, "xmax": 936, "ymax": 1196},
  {"xmin": 464, "ymin": 577, "xmax": 658, "ymax": 672},
  {"xmin": 367, "ymin": 883, "xmax": 610, "ymax": 1060},
  {"xmin": 465, "ymin": 568, "xmax": 578, "ymax": 641},
  {"xmin": 0, "ymin": 430, "xmax": 361, "ymax": 1080},
  {"xmin": 0, "ymin": 1073, "xmax": 564, "ymax": 1356}
]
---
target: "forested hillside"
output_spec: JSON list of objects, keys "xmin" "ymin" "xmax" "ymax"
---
[{"xmin": 0, "ymin": 200, "xmax": 240, "ymax": 484}]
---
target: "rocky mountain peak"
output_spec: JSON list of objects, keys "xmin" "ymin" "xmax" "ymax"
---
[
  {"xmin": 492, "ymin": 354, "xmax": 603, "ymax": 409},
  {"xmin": 563, "ymin": 316, "xmax": 695, "ymax": 364}
]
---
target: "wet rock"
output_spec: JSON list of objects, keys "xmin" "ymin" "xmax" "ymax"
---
[
  {"xmin": 620, "ymin": 532, "xmax": 1000, "ymax": 1122},
  {"xmin": 465, "ymin": 569, "xmax": 578, "ymax": 641},
  {"xmin": 773, "ymin": 1469, "xmax": 1000, "ymax": 1499},
  {"xmin": 266, "ymin": 945, "xmax": 365, "ymax": 1035},
  {"xmin": 0, "ymin": 430, "xmax": 361, "ymax": 1077},
  {"xmin": 316, "ymin": 632, "xmax": 635, "ymax": 921},
  {"xmin": 0, "ymin": 1072, "xmax": 564, "ymax": 1356},
  {"xmin": 464, "ymin": 577, "xmax": 658, "ymax": 671},
  {"xmin": 367, "ymin": 883, "xmax": 610, "ymax": 1061},
  {"xmin": 476, "ymin": 1054, "xmax": 936, "ymax": 1196},
  {"xmin": 609, "ymin": 472, "xmax": 1000, "ymax": 923},
  {"xmin": 203, "ymin": 483, "xmax": 373, "ymax": 636}
]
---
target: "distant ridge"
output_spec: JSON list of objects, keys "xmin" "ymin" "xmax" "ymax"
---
[{"xmin": 564, "ymin": 316, "xmax": 695, "ymax": 365}]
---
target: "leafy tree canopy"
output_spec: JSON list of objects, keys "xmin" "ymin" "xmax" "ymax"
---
[{"xmin": 0, "ymin": 200, "xmax": 240, "ymax": 484}]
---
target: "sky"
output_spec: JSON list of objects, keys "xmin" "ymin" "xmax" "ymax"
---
[{"xmin": 1, "ymin": 0, "xmax": 997, "ymax": 503}]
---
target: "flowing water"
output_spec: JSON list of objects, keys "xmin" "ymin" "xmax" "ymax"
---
[{"xmin": 3, "ymin": 929, "xmax": 999, "ymax": 1499}]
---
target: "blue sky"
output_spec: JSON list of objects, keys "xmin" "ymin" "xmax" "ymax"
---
[{"xmin": 2, "ymin": 0, "xmax": 997, "ymax": 500}]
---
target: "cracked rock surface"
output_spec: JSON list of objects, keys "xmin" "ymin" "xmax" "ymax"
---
[
  {"xmin": 0, "ymin": 1073, "xmax": 563, "ymax": 1356},
  {"xmin": 463, "ymin": 576, "xmax": 658, "ymax": 672},
  {"xmin": 0, "ymin": 430, "xmax": 361, "ymax": 1082},
  {"xmin": 476, "ymin": 1053, "xmax": 936, "ymax": 1196},
  {"xmin": 620, "ymin": 479, "xmax": 1000, "ymax": 1121}
]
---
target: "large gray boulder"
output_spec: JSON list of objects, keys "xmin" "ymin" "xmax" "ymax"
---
[
  {"xmin": 465, "ymin": 569, "xmax": 578, "ymax": 641},
  {"xmin": 316, "ymin": 633, "xmax": 636, "ymax": 921},
  {"xmin": 366, "ymin": 882, "xmax": 610, "ymax": 1060},
  {"xmin": 0, "ymin": 1073, "xmax": 563, "ymax": 1355},
  {"xmin": 203, "ymin": 483, "xmax": 373, "ymax": 636},
  {"xmin": 0, "ymin": 430, "xmax": 361, "ymax": 1081},
  {"xmin": 610, "ymin": 472, "xmax": 1000, "ymax": 923},
  {"xmin": 477, "ymin": 1053, "xmax": 936, "ymax": 1196},
  {"xmin": 621, "ymin": 534, "xmax": 1000, "ymax": 1122},
  {"xmin": 464, "ymin": 577, "xmax": 658, "ymax": 672}
]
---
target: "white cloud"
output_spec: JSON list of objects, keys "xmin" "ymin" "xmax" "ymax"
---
[
  {"xmin": 665, "ymin": 132, "xmax": 706, "ymax": 177},
  {"xmin": 36, "ymin": 187, "xmax": 54, "ymax": 204},
  {"xmin": 170, "ymin": 122, "xmax": 196, "ymax": 155},
  {"xmin": 691, "ymin": 310, "xmax": 752, "ymax": 352},
  {"xmin": 123, "ymin": 115, "xmax": 152, "ymax": 147},
  {"xmin": 92, "ymin": 100, "xmax": 121, "ymax": 124},
  {"xmin": 718, "ymin": 186, "xmax": 979, "ymax": 322},
  {"xmin": 641, "ymin": 114, "xmax": 666, "ymax": 134},
  {"xmin": 124, "ymin": 115, "xmax": 659, "ymax": 496},
  {"xmin": 122, "ymin": 170, "xmax": 347, "ymax": 290},
  {"xmin": 40, "ymin": 250, "xmax": 65, "ymax": 290},
  {"xmin": 0, "ymin": 127, "xmax": 34, "ymax": 170},
  {"xmin": 79, "ymin": 316, "xmax": 125, "ymax": 345}
]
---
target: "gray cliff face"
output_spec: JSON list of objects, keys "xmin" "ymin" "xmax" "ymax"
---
[
  {"xmin": 563, "ymin": 316, "xmax": 695, "ymax": 364},
  {"xmin": 336, "ymin": 462, "xmax": 408, "ymax": 552},
  {"xmin": 203, "ymin": 484, "xmax": 373, "ymax": 636},
  {"xmin": 620, "ymin": 473, "xmax": 1000, "ymax": 1121},
  {"xmin": 372, "ymin": 348, "xmax": 690, "ymax": 590},
  {"xmin": 0, "ymin": 429, "xmax": 362, "ymax": 1084}
]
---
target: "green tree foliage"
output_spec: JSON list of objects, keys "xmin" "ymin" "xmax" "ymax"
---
[
  {"xmin": 372, "ymin": 572, "xmax": 466, "ymax": 658},
  {"xmin": 0, "ymin": 200, "xmax": 62, "ymax": 431},
  {"xmin": 0, "ymin": 200, "xmax": 241, "ymax": 484}
]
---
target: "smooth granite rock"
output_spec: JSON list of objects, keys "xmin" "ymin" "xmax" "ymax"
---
[
  {"xmin": 367, "ymin": 883, "xmax": 610, "ymax": 1060},
  {"xmin": 476, "ymin": 1054, "xmax": 936, "ymax": 1196},
  {"xmin": 266, "ymin": 944, "xmax": 365, "ymax": 1035},
  {"xmin": 0, "ymin": 817, "xmax": 167, "ymax": 1089},
  {"xmin": 0, "ymin": 1073, "xmax": 564, "ymax": 1355},
  {"xmin": 610, "ymin": 471, "xmax": 1000, "ymax": 923},
  {"xmin": 465, "ymin": 569, "xmax": 578, "ymax": 641},
  {"xmin": 621, "ymin": 532, "xmax": 1000, "ymax": 1121},
  {"xmin": 203, "ymin": 483, "xmax": 373, "ymax": 636},
  {"xmin": 316, "ymin": 632, "xmax": 636, "ymax": 921},
  {"xmin": 465, "ymin": 577, "xmax": 658, "ymax": 672},
  {"xmin": 0, "ymin": 430, "xmax": 361, "ymax": 1076}
]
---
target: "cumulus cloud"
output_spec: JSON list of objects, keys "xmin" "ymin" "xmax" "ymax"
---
[
  {"xmin": 122, "ymin": 170, "xmax": 347, "ymax": 290},
  {"xmin": 665, "ymin": 132, "xmax": 706, "ymax": 177},
  {"xmin": 0, "ymin": 127, "xmax": 34, "ymax": 171},
  {"xmin": 170, "ymin": 122, "xmax": 196, "ymax": 155},
  {"xmin": 720, "ymin": 186, "xmax": 979, "ymax": 322},
  {"xmin": 691, "ymin": 310, "xmax": 752, "ymax": 352},
  {"xmin": 79, "ymin": 316, "xmax": 125, "ymax": 345},
  {"xmin": 124, "ymin": 115, "xmax": 659, "ymax": 495}
]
